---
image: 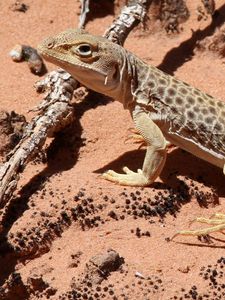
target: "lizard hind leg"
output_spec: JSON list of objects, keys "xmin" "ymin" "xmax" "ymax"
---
[{"xmin": 172, "ymin": 213, "xmax": 225, "ymax": 239}]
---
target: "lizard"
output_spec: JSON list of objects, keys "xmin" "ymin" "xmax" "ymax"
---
[{"xmin": 38, "ymin": 28, "xmax": 225, "ymax": 236}]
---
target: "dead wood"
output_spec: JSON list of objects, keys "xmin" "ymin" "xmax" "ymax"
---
[
  {"xmin": 9, "ymin": 44, "xmax": 47, "ymax": 75},
  {"xmin": 105, "ymin": 0, "xmax": 152, "ymax": 45},
  {"xmin": 0, "ymin": 0, "xmax": 152, "ymax": 221},
  {"xmin": 0, "ymin": 70, "xmax": 76, "ymax": 208},
  {"xmin": 79, "ymin": 0, "xmax": 90, "ymax": 28}
]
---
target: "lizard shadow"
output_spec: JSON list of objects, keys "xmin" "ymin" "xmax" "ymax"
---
[
  {"xmin": 172, "ymin": 239, "xmax": 225, "ymax": 249},
  {"xmin": 95, "ymin": 146, "xmax": 225, "ymax": 199},
  {"xmin": 158, "ymin": 2, "xmax": 225, "ymax": 75},
  {"xmin": 165, "ymin": 148, "xmax": 225, "ymax": 198}
]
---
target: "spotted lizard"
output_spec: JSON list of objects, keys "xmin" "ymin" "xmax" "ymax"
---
[{"xmin": 38, "ymin": 29, "xmax": 225, "ymax": 236}]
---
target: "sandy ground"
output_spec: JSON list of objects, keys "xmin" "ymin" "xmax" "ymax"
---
[{"xmin": 0, "ymin": 0, "xmax": 225, "ymax": 299}]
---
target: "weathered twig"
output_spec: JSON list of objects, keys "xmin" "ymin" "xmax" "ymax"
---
[
  {"xmin": 0, "ymin": 0, "xmax": 151, "ymax": 211},
  {"xmin": 9, "ymin": 44, "xmax": 47, "ymax": 75},
  {"xmin": 79, "ymin": 0, "xmax": 90, "ymax": 28},
  {"xmin": 0, "ymin": 70, "xmax": 76, "ymax": 208},
  {"xmin": 105, "ymin": 0, "xmax": 152, "ymax": 45}
]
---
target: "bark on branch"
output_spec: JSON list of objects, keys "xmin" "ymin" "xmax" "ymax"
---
[
  {"xmin": 0, "ymin": 70, "xmax": 76, "ymax": 208},
  {"xmin": 104, "ymin": 0, "xmax": 152, "ymax": 45}
]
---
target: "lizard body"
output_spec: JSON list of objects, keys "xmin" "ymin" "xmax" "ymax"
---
[{"xmin": 38, "ymin": 28, "xmax": 225, "ymax": 187}]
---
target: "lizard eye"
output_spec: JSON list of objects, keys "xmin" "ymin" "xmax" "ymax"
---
[{"xmin": 74, "ymin": 44, "xmax": 92, "ymax": 57}]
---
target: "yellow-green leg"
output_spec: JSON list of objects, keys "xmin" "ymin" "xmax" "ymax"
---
[
  {"xmin": 103, "ymin": 108, "xmax": 169, "ymax": 186},
  {"xmin": 172, "ymin": 213, "xmax": 225, "ymax": 239}
]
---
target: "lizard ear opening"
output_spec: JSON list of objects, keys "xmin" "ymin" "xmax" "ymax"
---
[
  {"xmin": 47, "ymin": 40, "xmax": 55, "ymax": 49},
  {"xmin": 112, "ymin": 63, "xmax": 119, "ymax": 81}
]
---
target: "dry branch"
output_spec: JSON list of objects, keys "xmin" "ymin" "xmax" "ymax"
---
[
  {"xmin": 0, "ymin": 0, "xmax": 152, "ymax": 217},
  {"xmin": 105, "ymin": 0, "xmax": 152, "ymax": 45},
  {"xmin": 79, "ymin": 0, "xmax": 90, "ymax": 28},
  {"xmin": 0, "ymin": 70, "xmax": 76, "ymax": 208}
]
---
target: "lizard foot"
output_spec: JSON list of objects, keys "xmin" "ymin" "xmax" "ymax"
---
[
  {"xmin": 102, "ymin": 167, "xmax": 150, "ymax": 186},
  {"xmin": 171, "ymin": 213, "xmax": 225, "ymax": 240}
]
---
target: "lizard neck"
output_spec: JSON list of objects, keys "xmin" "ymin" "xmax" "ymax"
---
[{"xmin": 114, "ymin": 49, "xmax": 147, "ymax": 111}]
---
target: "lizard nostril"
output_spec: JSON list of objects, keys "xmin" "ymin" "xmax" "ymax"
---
[{"xmin": 47, "ymin": 40, "xmax": 55, "ymax": 49}]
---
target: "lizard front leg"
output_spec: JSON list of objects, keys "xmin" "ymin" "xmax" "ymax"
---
[{"xmin": 103, "ymin": 106, "xmax": 168, "ymax": 186}]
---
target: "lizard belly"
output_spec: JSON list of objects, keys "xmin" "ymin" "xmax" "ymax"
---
[{"xmin": 164, "ymin": 131, "xmax": 225, "ymax": 169}]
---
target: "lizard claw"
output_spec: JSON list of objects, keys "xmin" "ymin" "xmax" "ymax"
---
[
  {"xmin": 124, "ymin": 128, "xmax": 147, "ymax": 149},
  {"xmin": 102, "ymin": 166, "xmax": 150, "ymax": 186}
]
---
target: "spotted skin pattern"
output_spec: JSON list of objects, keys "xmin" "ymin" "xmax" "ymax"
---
[{"xmin": 129, "ymin": 55, "xmax": 225, "ymax": 161}]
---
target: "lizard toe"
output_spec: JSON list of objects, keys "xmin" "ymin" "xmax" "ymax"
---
[
  {"xmin": 102, "ymin": 168, "xmax": 150, "ymax": 186},
  {"xmin": 122, "ymin": 166, "xmax": 135, "ymax": 174}
]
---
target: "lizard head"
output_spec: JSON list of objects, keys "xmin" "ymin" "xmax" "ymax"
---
[{"xmin": 38, "ymin": 29, "xmax": 127, "ymax": 98}]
